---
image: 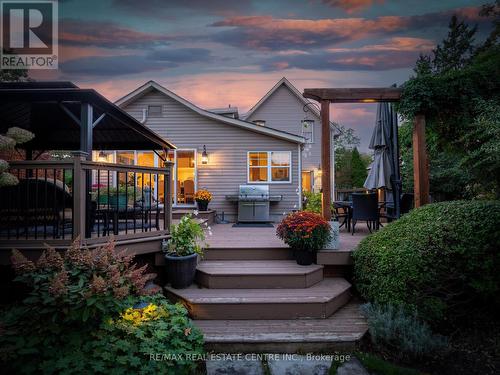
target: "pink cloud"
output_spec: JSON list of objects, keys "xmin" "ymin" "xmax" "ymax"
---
[{"xmin": 321, "ymin": 0, "xmax": 385, "ymax": 14}]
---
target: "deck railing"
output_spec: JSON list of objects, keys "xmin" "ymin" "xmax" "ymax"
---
[{"xmin": 0, "ymin": 156, "xmax": 172, "ymax": 248}]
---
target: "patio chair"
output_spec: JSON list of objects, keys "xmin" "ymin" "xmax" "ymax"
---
[
  {"xmin": 381, "ymin": 193, "xmax": 414, "ymax": 222},
  {"xmin": 351, "ymin": 192, "xmax": 379, "ymax": 235},
  {"xmin": 332, "ymin": 202, "xmax": 350, "ymax": 232},
  {"xmin": 184, "ymin": 180, "xmax": 195, "ymax": 204}
]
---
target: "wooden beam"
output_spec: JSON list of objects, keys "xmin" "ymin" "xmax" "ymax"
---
[
  {"xmin": 92, "ymin": 113, "xmax": 106, "ymax": 128},
  {"xmin": 321, "ymin": 100, "xmax": 332, "ymax": 221},
  {"xmin": 303, "ymin": 88, "xmax": 402, "ymax": 103},
  {"xmin": 412, "ymin": 114, "xmax": 430, "ymax": 207},
  {"xmin": 80, "ymin": 102, "xmax": 93, "ymax": 160}
]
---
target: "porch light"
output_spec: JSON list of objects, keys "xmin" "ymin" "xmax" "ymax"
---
[
  {"xmin": 201, "ymin": 145, "xmax": 208, "ymax": 165},
  {"xmin": 361, "ymin": 99, "xmax": 376, "ymax": 103},
  {"xmin": 317, "ymin": 164, "xmax": 322, "ymax": 177}
]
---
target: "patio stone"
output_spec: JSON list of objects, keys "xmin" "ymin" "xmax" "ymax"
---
[
  {"xmin": 336, "ymin": 357, "xmax": 370, "ymax": 375},
  {"xmin": 205, "ymin": 358, "xmax": 264, "ymax": 375},
  {"xmin": 267, "ymin": 354, "xmax": 331, "ymax": 375}
]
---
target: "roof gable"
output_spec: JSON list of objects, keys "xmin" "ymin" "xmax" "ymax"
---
[
  {"xmin": 115, "ymin": 81, "xmax": 304, "ymax": 144},
  {"xmin": 243, "ymin": 77, "xmax": 337, "ymax": 131}
]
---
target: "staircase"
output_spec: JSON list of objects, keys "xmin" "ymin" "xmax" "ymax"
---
[{"xmin": 164, "ymin": 246, "xmax": 367, "ymax": 352}]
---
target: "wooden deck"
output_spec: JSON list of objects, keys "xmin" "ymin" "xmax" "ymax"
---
[
  {"xmin": 205, "ymin": 223, "xmax": 370, "ymax": 265},
  {"xmin": 194, "ymin": 299, "xmax": 368, "ymax": 353}
]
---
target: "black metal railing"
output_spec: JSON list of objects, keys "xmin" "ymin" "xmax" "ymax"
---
[{"xmin": 0, "ymin": 158, "xmax": 172, "ymax": 244}]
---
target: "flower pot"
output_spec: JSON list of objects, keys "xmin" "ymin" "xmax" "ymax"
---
[
  {"xmin": 164, "ymin": 253, "xmax": 198, "ymax": 289},
  {"xmin": 324, "ymin": 221, "xmax": 340, "ymax": 250},
  {"xmin": 197, "ymin": 200, "xmax": 208, "ymax": 211},
  {"xmin": 294, "ymin": 249, "xmax": 315, "ymax": 266}
]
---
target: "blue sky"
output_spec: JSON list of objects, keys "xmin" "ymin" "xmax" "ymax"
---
[{"xmin": 33, "ymin": 0, "xmax": 493, "ymax": 151}]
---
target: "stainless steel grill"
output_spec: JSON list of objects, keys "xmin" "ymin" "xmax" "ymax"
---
[{"xmin": 237, "ymin": 185, "xmax": 270, "ymax": 222}]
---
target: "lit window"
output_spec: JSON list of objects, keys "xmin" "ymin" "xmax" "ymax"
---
[
  {"xmin": 248, "ymin": 151, "xmax": 291, "ymax": 183},
  {"xmin": 301, "ymin": 120, "xmax": 314, "ymax": 143},
  {"xmin": 148, "ymin": 105, "xmax": 162, "ymax": 117}
]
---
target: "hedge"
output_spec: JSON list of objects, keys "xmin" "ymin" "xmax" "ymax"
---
[{"xmin": 353, "ymin": 200, "xmax": 500, "ymax": 324}]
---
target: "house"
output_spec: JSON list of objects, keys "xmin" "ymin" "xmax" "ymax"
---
[
  {"xmin": 114, "ymin": 81, "xmax": 305, "ymax": 223},
  {"xmin": 243, "ymin": 77, "xmax": 337, "ymax": 194}
]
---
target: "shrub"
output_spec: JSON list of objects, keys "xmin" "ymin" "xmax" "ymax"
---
[
  {"xmin": 1, "ymin": 240, "xmax": 204, "ymax": 374},
  {"xmin": 1, "ymin": 295, "xmax": 204, "ymax": 374},
  {"xmin": 353, "ymin": 200, "xmax": 500, "ymax": 324},
  {"xmin": 167, "ymin": 214, "xmax": 206, "ymax": 256},
  {"xmin": 361, "ymin": 303, "xmax": 447, "ymax": 359},
  {"xmin": 303, "ymin": 191, "xmax": 321, "ymax": 213},
  {"xmin": 9, "ymin": 239, "xmax": 158, "ymax": 327},
  {"xmin": 276, "ymin": 211, "xmax": 331, "ymax": 251}
]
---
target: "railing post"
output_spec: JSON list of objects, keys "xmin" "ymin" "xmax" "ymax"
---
[
  {"xmin": 163, "ymin": 162, "xmax": 172, "ymax": 232},
  {"xmin": 72, "ymin": 152, "xmax": 87, "ymax": 242}
]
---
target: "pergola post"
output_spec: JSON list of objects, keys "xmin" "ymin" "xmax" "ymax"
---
[
  {"xmin": 412, "ymin": 113, "xmax": 429, "ymax": 207},
  {"xmin": 80, "ymin": 102, "xmax": 93, "ymax": 238},
  {"xmin": 321, "ymin": 100, "xmax": 332, "ymax": 220},
  {"xmin": 80, "ymin": 102, "xmax": 93, "ymax": 160}
]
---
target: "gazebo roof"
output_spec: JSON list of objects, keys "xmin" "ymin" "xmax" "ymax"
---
[{"xmin": 0, "ymin": 81, "xmax": 175, "ymax": 151}]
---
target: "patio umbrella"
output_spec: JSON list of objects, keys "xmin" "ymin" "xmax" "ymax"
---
[{"xmin": 364, "ymin": 103, "xmax": 393, "ymax": 189}]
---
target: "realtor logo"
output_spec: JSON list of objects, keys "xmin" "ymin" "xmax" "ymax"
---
[{"xmin": 1, "ymin": 0, "xmax": 58, "ymax": 69}]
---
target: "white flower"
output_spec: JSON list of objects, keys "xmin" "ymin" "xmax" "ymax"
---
[
  {"xmin": 207, "ymin": 226, "xmax": 211, "ymax": 231},
  {"xmin": 208, "ymin": 231, "xmax": 213, "ymax": 236},
  {"xmin": 193, "ymin": 210, "xmax": 199, "ymax": 216}
]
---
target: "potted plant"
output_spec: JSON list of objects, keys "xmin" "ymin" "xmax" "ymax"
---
[
  {"xmin": 164, "ymin": 214, "xmax": 206, "ymax": 288},
  {"xmin": 194, "ymin": 189, "xmax": 212, "ymax": 211},
  {"xmin": 276, "ymin": 211, "xmax": 331, "ymax": 265},
  {"xmin": 92, "ymin": 184, "xmax": 141, "ymax": 210}
]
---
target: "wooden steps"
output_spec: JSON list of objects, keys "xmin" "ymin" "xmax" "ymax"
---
[
  {"xmin": 194, "ymin": 300, "xmax": 368, "ymax": 353},
  {"xmin": 203, "ymin": 247, "xmax": 293, "ymax": 261},
  {"xmin": 165, "ymin": 278, "xmax": 351, "ymax": 320},
  {"xmin": 196, "ymin": 260, "xmax": 324, "ymax": 289}
]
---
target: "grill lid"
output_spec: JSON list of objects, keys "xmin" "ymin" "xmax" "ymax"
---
[{"xmin": 238, "ymin": 185, "xmax": 269, "ymax": 201}]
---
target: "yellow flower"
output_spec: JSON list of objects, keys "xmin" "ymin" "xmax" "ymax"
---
[{"xmin": 194, "ymin": 189, "xmax": 212, "ymax": 202}]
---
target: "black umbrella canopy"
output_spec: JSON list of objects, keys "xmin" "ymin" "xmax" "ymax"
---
[{"xmin": 0, "ymin": 82, "xmax": 175, "ymax": 151}]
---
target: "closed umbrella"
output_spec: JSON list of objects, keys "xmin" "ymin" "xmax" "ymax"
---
[{"xmin": 364, "ymin": 103, "xmax": 393, "ymax": 189}]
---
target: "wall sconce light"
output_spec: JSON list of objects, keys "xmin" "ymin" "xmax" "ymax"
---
[
  {"xmin": 201, "ymin": 145, "xmax": 208, "ymax": 165},
  {"xmin": 317, "ymin": 164, "xmax": 322, "ymax": 177}
]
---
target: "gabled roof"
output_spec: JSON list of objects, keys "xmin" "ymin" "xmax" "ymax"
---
[
  {"xmin": 243, "ymin": 77, "xmax": 337, "ymax": 131},
  {"xmin": 115, "ymin": 81, "xmax": 304, "ymax": 144}
]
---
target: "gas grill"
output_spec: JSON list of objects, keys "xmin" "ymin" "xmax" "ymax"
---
[{"xmin": 237, "ymin": 185, "xmax": 270, "ymax": 223}]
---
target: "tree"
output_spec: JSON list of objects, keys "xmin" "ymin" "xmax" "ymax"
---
[
  {"xmin": 351, "ymin": 148, "xmax": 367, "ymax": 188},
  {"xmin": 432, "ymin": 15, "xmax": 477, "ymax": 73},
  {"xmin": 334, "ymin": 124, "xmax": 360, "ymax": 152},
  {"xmin": 0, "ymin": 49, "xmax": 30, "ymax": 82}
]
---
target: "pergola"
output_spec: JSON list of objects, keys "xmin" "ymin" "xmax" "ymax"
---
[{"xmin": 303, "ymin": 87, "xmax": 429, "ymax": 220}]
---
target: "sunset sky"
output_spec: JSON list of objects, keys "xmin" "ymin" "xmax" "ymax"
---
[{"xmin": 32, "ymin": 0, "xmax": 493, "ymax": 151}]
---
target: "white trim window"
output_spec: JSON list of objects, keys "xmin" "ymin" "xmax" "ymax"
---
[
  {"xmin": 247, "ymin": 151, "xmax": 292, "ymax": 183},
  {"xmin": 301, "ymin": 120, "xmax": 314, "ymax": 143}
]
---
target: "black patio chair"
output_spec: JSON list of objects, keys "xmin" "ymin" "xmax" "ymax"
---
[
  {"xmin": 351, "ymin": 192, "xmax": 379, "ymax": 235},
  {"xmin": 332, "ymin": 202, "xmax": 350, "ymax": 232},
  {"xmin": 381, "ymin": 193, "xmax": 414, "ymax": 222}
]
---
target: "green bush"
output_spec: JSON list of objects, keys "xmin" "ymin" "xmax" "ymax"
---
[
  {"xmin": 167, "ymin": 214, "xmax": 206, "ymax": 256},
  {"xmin": 2, "ymin": 240, "xmax": 204, "ymax": 374},
  {"xmin": 1, "ymin": 295, "xmax": 204, "ymax": 374},
  {"xmin": 361, "ymin": 303, "xmax": 447, "ymax": 358},
  {"xmin": 303, "ymin": 191, "xmax": 322, "ymax": 213},
  {"xmin": 353, "ymin": 200, "xmax": 500, "ymax": 324}
]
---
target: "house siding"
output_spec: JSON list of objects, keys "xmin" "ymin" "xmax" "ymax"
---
[{"xmin": 121, "ymin": 90, "xmax": 301, "ymax": 222}]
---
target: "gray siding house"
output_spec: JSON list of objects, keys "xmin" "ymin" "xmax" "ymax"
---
[
  {"xmin": 244, "ymin": 77, "xmax": 336, "ymax": 194},
  {"xmin": 108, "ymin": 81, "xmax": 304, "ymax": 222}
]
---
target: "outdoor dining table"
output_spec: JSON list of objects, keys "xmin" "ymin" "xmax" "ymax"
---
[{"xmin": 333, "ymin": 200, "xmax": 388, "ymax": 232}]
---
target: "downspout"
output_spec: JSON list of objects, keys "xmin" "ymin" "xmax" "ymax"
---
[
  {"xmin": 141, "ymin": 108, "xmax": 147, "ymax": 123},
  {"xmin": 298, "ymin": 143, "xmax": 302, "ymax": 210}
]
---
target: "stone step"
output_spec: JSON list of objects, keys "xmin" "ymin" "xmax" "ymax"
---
[
  {"xmin": 194, "ymin": 300, "xmax": 368, "ymax": 353},
  {"xmin": 196, "ymin": 260, "xmax": 324, "ymax": 289},
  {"xmin": 164, "ymin": 278, "xmax": 351, "ymax": 320},
  {"xmin": 203, "ymin": 247, "xmax": 293, "ymax": 261}
]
